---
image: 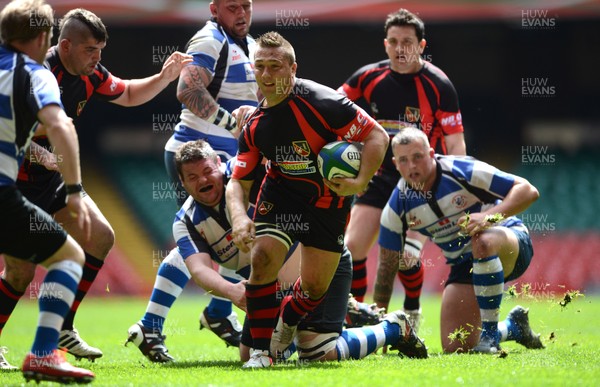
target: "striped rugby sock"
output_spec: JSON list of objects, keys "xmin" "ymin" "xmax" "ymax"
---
[
  {"xmin": 472, "ymin": 255, "xmax": 504, "ymax": 342},
  {"xmin": 336, "ymin": 320, "xmax": 399, "ymax": 360},
  {"xmin": 62, "ymin": 253, "xmax": 104, "ymax": 330},
  {"xmin": 31, "ymin": 260, "xmax": 82, "ymax": 357},
  {"xmin": 140, "ymin": 248, "xmax": 190, "ymax": 333},
  {"xmin": 246, "ymin": 281, "xmax": 279, "ymax": 351},
  {"xmin": 0, "ymin": 277, "xmax": 24, "ymax": 337},
  {"xmin": 350, "ymin": 257, "xmax": 368, "ymax": 302}
]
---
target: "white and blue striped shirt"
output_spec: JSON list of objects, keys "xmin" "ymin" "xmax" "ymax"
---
[
  {"xmin": 165, "ymin": 21, "xmax": 258, "ymax": 160},
  {"xmin": 379, "ymin": 155, "xmax": 527, "ymax": 266},
  {"xmin": 0, "ymin": 45, "xmax": 62, "ymax": 186}
]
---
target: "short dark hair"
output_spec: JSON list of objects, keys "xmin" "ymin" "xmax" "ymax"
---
[
  {"xmin": 175, "ymin": 140, "xmax": 220, "ymax": 178},
  {"xmin": 59, "ymin": 8, "xmax": 108, "ymax": 42},
  {"xmin": 255, "ymin": 31, "xmax": 295, "ymax": 65},
  {"xmin": 0, "ymin": 0, "xmax": 53, "ymax": 44},
  {"xmin": 384, "ymin": 8, "xmax": 425, "ymax": 41}
]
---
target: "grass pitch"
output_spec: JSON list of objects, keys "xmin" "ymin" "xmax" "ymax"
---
[{"xmin": 1, "ymin": 294, "xmax": 598, "ymax": 386}]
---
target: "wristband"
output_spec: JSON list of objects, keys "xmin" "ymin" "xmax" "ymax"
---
[
  {"xmin": 211, "ymin": 107, "xmax": 236, "ymax": 131},
  {"xmin": 65, "ymin": 183, "xmax": 83, "ymax": 195}
]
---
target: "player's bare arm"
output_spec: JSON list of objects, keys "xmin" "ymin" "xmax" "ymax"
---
[
  {"xmin": 37, "ymin": 105, "xmax": 90, "ymax": 239},
  {"xmin": 444, "ymin": 132, "xmax": 466, "ymax": 156},
  {"xmin": 185, "ymin": 252, "xmax": 248, "ymax": 312},
  {"xmin": 226, "ymin": 178, "xmax": 255, "ymax": 253},
  {"xmin": 458, "ymin": 176, "xmax": 539, "ymax": 237},
  {"xmin": 112, "ymin": 51, "xmax": 192, "ymax": 107},
  {"xmin": 176, "ymin": 64, "xmax": 220, "ymax": 120},
  {"xmin": 373, "ymin": 246, "xmax": 400, "ymax": 310}
]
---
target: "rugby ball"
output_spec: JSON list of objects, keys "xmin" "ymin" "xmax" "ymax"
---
[{"xmin": 317, "ymin": 141, "xmax": 361, "ymax": 180}]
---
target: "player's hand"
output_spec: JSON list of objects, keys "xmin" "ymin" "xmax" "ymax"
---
[
  {"xmin": 231, "ymin": 216, "xmax": 256, "ymax": 254},
  {"xmin": 160, "ymin": 52, "xmax": 193, "ymax": 82},
  {"xmin": 230, "ymin": 280, "xmax": 248, "ymax": 313},
  {"xmin": 65, "ymin": 194, "xmax": 91, "ymax": 241},
  {"xmin": 232, "ymin": 105, "xmax": 257, "ymax": 131},
  {"xmin": 457, "ymin": 212, "xmax": 494, "ymax": 237},
  {"xmin": 324, "ymin": 176, "xmax": 368, "ymax": 197},
  {"xmin": 28, "ymin": 143, "xmax": 59, "ymax": 171}
]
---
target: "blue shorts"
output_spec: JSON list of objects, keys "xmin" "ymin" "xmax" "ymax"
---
[{"xmin": 446, "ymin": 228, "xmax": 534, "ymax": 286}]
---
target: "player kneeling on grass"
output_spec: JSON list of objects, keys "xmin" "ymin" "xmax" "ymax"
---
[
  {"xmin": 378, "ymin": 127, "xmax": 545, "ymax": 353},
  {"xmin": 125, "ymin": 140, "xmax": 416, "ymax": 363}
]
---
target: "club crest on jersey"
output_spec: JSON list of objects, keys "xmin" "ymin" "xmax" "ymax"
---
[
  {"xmin": 451, "ymin": 194, "xmax": 468, "ymax": 209},
  {"xmin": 258, "ymin": 201, "xmax": 274, "ymax": 215},
  {"xmin": 408, "ymin": 215, "xmax": 422, "ymax": 227},
  {"xmin": 292, "ymin": 141, "xmax": 311, "ymax": 157},
  {"xmin": 77, "ymin": 100, "xmax": 87, "ymax": 116},
  {"xmin": 405, "ymin": 106, "xmax": 421, "ymax": 123}
]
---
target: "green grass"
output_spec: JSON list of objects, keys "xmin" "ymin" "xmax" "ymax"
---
[{"xmin": 1, "ymin": 294, "xmax": 598, "ymax": 386}]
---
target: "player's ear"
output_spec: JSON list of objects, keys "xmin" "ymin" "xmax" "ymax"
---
[
  {"xmin": 209, "ymin": 2, "xmax": 218, "ymax": 17},
  {"xmin": 291, "ymin": 62, "xmax": 297, "ymax": 76},
  {"xmin": 419, "ymin": 39, "xmax": 427, "ymax": 54},
  {"xmin": 59, "ymin": 38, "xmax": 71, "ymax": 52}
]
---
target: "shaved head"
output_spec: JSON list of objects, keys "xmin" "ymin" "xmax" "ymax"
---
[{"xmin": 59, "ymin": 8, "xmax": 107, "ymax": 43}]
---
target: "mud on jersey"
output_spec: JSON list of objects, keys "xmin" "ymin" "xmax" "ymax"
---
[{"xmin": 379, "ymin": 155, "xmax": 526, "ymax": 266}]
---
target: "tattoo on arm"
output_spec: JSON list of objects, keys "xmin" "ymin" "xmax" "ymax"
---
[
  {"xmin": 373, "ymin": 247, "xmax": 400, "ymax": 309},
  {"xmin": 177, "ymin": 65, "xmax": 217, "ymax": 119}
]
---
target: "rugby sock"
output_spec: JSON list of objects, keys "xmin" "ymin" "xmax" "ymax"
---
[
  {"xmin": 498, "ymin": 319, "xmax": 521, "ymax": 342},
  {"xmin": 281, "ymin": 278, "xmax": 325, "ymax": 326},
  {"xmin": 336, "ymin": 320, "xmax": 399, "ymax": 360},
  {"xmin": 246, "ymin": 281, "xmax": 279, "ymax": 351},
  {"xmin": 31, "ymin": 260, "xmax": 82, "ymax": 357},
  {"xmin": 0, "ymin": 277, "xmax": 25, "ymax": 336},
  {"xmin": 472, "ymin": 255, "xmax": 504, "ymax": 343},
  {"xmin": 397, "ymin": 260, "xmax": 423, "ymax": 311},
  {"xmin": 62, "ymin": 253, "xmax": 103, "ymax": 330},
  {"xmin": 140, "ymin": 249, "xmax": 191, "ymax": 333},
  {"xmin": 351, "ymin": 257, "xmax": 368, "ymax": 302}
]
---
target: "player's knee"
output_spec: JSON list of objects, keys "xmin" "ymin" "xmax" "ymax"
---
[
  {"xmin": 297, "ymin": 331, "xmax": 338, "ymax": 361},
  {"xmin": 300, "ymin": 280, "xmax": 328, "ymax": 299},
  {"xmin": 91, "ymin": 222, "xmax": 115, "ymax": 258},
  {"xmin": 249, "ymin": 249, "xmax": 278, "ymax": 282},
  {"xmin": 471, "ymin": 232, "xmax": 498, "ymax": 258}
]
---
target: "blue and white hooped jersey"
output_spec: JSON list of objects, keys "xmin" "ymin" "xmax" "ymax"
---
[
  {"xmin": 165, "ymin": 20, "xmax": 258, "ymax": 159},
  {"xmin": 0, "ymin": 45, "xmax": 62, "ymax": 186},
  {"xmin": 172, "ymin": 162, "xmax": 256, "ymax": 277},
  {"xmin": 379, "ymin": 155, "xmax": 527, "ymax": 266}
]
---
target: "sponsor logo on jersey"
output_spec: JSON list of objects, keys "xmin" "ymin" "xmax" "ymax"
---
[
  {"xmin": 337, "ymin": 234, "xmax": 344, "ymax": 245},
  {"xmin": 110, "ymin": 80, "xmax": 117, "ymax": 92},
  {"xmin": 236, "ymin": 160, "xmax": 247, "ymax": 168},
  {"xmin": 451, "ymin": 194, "xmax": 468, "ymax": 209},
  {"xmin": 278, "ymin": 161, "xmax": 316, "ymax": 175},
  {"xmin": 405, "ymin": 106, "xmax": 421, "ymax": 123},
  {"xmin": 77, "ymin": 100, "xmax": 87, "ymax": 116},
  {"xmin": 258, "ymin": 201, "xmax": 274, "ymax": 215},
  {"xmin": 440, "ymin": 112, "xmax": 462, "ymax": 127},
  {"xmin": 292, "ymin": 141, "xmax": 311, "ymax": 157}
]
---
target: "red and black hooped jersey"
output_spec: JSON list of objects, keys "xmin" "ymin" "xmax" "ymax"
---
[
  {"xmin": 45, "ymin": 46, "xmax": 126, "ymax": 120},
  {"xmin": 340, "ymin": 60, "xmax": 463, "ymax": 170},
  {"xmin": 18, "ymin": 47, "xmax": 127, "ymax": 182},
  {"xmin": 232, "ymin": 78, "xmax": 377, "ymax": 208}
]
